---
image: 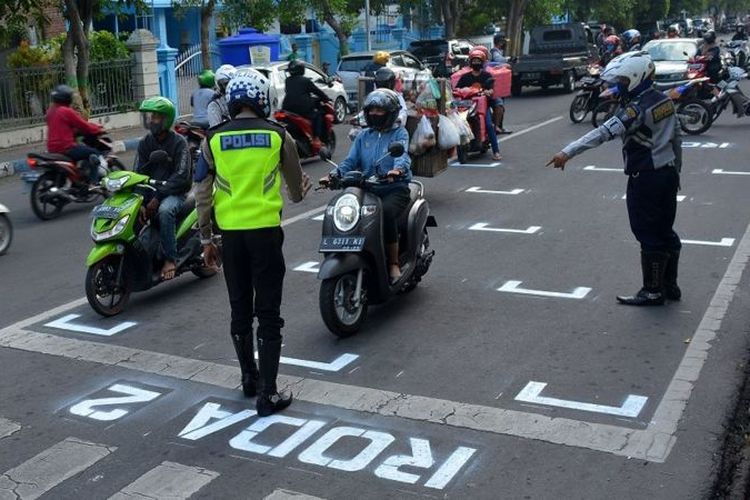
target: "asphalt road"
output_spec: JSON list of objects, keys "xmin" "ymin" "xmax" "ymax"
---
[{"xmin": 1, "ymin": 84, "xmax": 750, "ymax": 499}]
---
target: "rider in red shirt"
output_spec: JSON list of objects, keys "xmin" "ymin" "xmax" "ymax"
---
[{"xmin": 46, "ymin": 85, "xmax": 104, "ymax": 186}]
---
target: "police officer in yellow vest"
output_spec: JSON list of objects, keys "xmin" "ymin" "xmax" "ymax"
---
[{"xmin": 195, "ymin": 68, "xmax": 312, "ymax": 416}]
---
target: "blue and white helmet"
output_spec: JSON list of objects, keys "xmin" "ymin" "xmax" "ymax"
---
[
  {"xmin": 225, "ymin": 68, "xmax": 271, "ymax": 118},
  {"xmin": 622, "ymin": 29, "xmax": 641, "ymax": 45}
]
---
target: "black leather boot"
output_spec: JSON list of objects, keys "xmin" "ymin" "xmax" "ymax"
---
[
  {"xmin": 664, "ymin": 249, "xmax": 681, "ymax": 301},
  {"xmin": 616, "ymin": 251, "xmax": 668, "ymax": 306},
  {"xmin": 256, "ymin": 337, "xmax": 292, "ymax": 417},
  {"xmin": 231, "ymin": 334, "xmax": 259, "ymax": 398}
]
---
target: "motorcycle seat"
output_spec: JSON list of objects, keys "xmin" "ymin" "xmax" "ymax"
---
[{"xmin": 29, "ymin": 152, "xmax": 73, "ymax": 162}]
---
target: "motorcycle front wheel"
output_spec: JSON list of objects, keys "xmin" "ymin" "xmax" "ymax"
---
[
  {"xmin": 319, "ymin": 272, "xmax": 368, "ymax": 338},
  {"xmin": 86, "ymin": 255, "xmax": 131, "ymax": 316},
  {"xmin": 569, "ymin": 94, "xmax": 589, "ymax": 123},
  {"xmin": 677, "ymin": 99, "xmax": 713, "ymax": 135},
  {"xmin": 30, "ymin": 172, "xmax": 65, "ymax": 220},
  {"xmin": 0, "ymin": 214, "xmax": 12, "ymax": 255}
]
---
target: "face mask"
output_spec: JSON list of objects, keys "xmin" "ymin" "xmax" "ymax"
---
[
  {"xmin": 368, "ymin": 114, "xmax": 388, "ymax": 129},
  {"xmin": 471, "ymin": 62, "xmax": 483, "ymax": 71}
]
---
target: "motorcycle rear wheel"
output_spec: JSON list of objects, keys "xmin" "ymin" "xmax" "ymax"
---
[
  {"xmin": 30, "ymin": 172, "xmax": 65, "ymax": 221},
  {"xmin": 569, "ymin": 94, "xmax": 589, "ymax": 123},
  {"xmin": 677, "ymin": 99, "xmax": 713, "ymax": 135},
  {"xmin": 86, "ymin": 255, "xmax": 131, "ymax": 316},
  {"xmin": 320, "ymin": 272, "xmax": 367, "ymax": 338},
  {"xmin": 0, "ymin": 214, "xmax": 12, "ymax": 255}
]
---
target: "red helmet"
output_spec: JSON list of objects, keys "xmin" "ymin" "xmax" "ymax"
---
[{"xmin": 469, "ymin": 47, "xmax": 488, "ymax": 63}]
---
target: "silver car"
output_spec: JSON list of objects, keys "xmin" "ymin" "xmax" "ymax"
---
[
  {"xmin": 238, "ymin": 61, "xmax": 349, "ymax": 123},
  {"xmin": 336, "ymin": 50, "xmax": 433, "ymax": 111},
  {"xmin": 642, "ymin": 38, "xmax": 700, "ymax": 90}
]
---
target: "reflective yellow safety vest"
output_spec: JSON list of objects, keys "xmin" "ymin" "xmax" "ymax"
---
[{"xmin": 207, "ymin": 118, "xmax": 285, "ymax": 230}]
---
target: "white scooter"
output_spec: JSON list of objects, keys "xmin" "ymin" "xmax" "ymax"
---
[{"xmin": 0, "ymin": 203, "xmax": 12, "ymax": 255}]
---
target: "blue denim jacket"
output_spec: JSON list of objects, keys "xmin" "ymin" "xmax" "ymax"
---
[{"xmin": 336, "ymin": 126, "xmax": 412, "ymax": 185}]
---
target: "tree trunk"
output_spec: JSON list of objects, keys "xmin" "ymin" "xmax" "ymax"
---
[
  {"xmin": 321, "ymin": 10, "xmax": 349, "ymax": 57},
  {"xmin": 506, "ymin": 0, "xmax": 529, "ymax": 57},
  {"xmin": 200, "ymin": 0, "xmax": 215, "ymax": 70},
  {"xmin": 440, "ymin": 0, "xmax": 456, "ymax": 39}
]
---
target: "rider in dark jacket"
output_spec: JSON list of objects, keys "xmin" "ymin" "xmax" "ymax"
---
[{"xmin": 282, "ymin": 60, "xmax": 332, "ymax": 144}]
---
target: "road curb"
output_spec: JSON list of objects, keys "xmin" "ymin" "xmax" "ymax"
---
[{"xmin": 0, "ymin": 138, "xmax": 140, "ymax": 179}]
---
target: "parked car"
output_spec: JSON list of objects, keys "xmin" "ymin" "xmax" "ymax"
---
[
  {"xmin": 642, "ymin": 38, "xmax": 700, "ymax": 90},
  {"xmin": 238, "ymin": 61, "xmax": 349, "ymax": 123},
  {"xmin": 407, "ymin": 39, "xmax": 474, "ymax": 77},
  {"xmin": 511, "ymin": 23, "xmax": 598, "ymax": 96},
  {"xmin": 336, "ymin": 50, "xmax": 433, "ymax": 111}
]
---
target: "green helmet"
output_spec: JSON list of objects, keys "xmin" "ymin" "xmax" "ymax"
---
[
  {"xmin": 139, "ymin": 96, "xmax": 176, "ymax": 135},
  {"xmin": 198, "ymin": 69, "xmax": 215, "ymax": 88}
]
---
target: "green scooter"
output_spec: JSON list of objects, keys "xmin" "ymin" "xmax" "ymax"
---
[{"xmin": 85, "ymin": 154, "xmax": 217, "ymax": 316}]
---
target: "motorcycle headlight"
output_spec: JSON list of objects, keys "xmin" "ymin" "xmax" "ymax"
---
[
  {"xmin": 91, "ymin": 214, "xmax": 130, "ymax": 242},
  {"xmin": 104, "ymin": 175, "xmax": 129, "ymax": 192},
  {"xmin": 333, "ymin": 193, "xmax": 360, "ymax": 232}
]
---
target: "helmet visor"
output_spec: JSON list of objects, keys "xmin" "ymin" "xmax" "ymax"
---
[{"xmin": 141, "ymin": 112, "xmax": 166, "ymax": 134}]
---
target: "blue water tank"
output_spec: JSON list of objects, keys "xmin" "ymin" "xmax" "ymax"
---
[{"xmin": 218, "ymin": 28, "xmax": 281, "ymax": 65}]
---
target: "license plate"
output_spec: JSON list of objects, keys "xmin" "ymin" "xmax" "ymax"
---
[
  {"xmin": 522, "ymin": 72, "xmax": 541, "ymax": 80},
  {"xmin": 320, "ymin": 236, "xmax": 365, "ymax": 252},
  {"xmin": 92, "ymin": 205, "xmax": 121, "ymax": 220}
]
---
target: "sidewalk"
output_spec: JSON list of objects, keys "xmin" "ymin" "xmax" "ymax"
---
[{"xmin": 0, "ymin": 126, "xmax": 144, "ymax": 178}]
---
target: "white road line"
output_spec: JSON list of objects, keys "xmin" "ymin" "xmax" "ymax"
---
[
  {"xmin": 44, "ymin": 314, "xmax": 137, "ymax": 337},
  {"xmin": 0, "ymin": 418, "xmax": 21, "ymax": 439},
  {"xmin": 712, "ymin": 168, "xmax": 750, "ymax": 176},
  {"xmin": 469, "ymin": 223, "xmax": 541, "ymax": 235},
  {"xmin": 311, "ymin": 214, "xmax": 325, "ymax": 221},
  {"xmin": 514, "ymin": 381, "xmax": 648, "ymax": 418},
  {"xmin": 276, "ymin": 353, "xmax": 359, "ymax": 372},
  {"xmin": 264, "ymin": 489, "xmax": 326, "ymax": 500},
  {"xmin": 108, "ymin": 461, "xmax": 219, "ymax": 500},
  {"xmin": 0, "ymin": 437, "xmax": 115, "ymax": 500},
  {"xmin": 583, "ymin": 165, "xmax": 620, "ymax": 172},
  {"xmin": 465, "ymin": 186, "xmax": 525, "ymax": 195},
  {"xmin": 293, "ymin": 261, "xmax": 320, "ymax": 273},
  {"xmin": 450, "ymin": 161, "xmax": 501, "ymax": 168},
  {"xmin": 682, "ymin": 238, "xmax": 736, "ymax": 247},
  {"xmin": 497, "ymin": 280, "xmax": 592, "ymax": 300},
  {"xmin": 281, "ymin": 205, "xmax": 327, "ymax": 227},
  {"xmin": 499, "ymin": 116, "xmax": 564, "ymax": 142}
]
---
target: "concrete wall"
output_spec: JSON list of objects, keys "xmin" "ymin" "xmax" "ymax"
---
[{"xmin": 0, "ymin": 112, "xmax": 141, "ymax": 150}]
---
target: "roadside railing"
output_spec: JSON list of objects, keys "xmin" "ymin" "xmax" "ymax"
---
[{"xmin": 0, "ymin": 58, "xmax": 137, "ymax": 130}]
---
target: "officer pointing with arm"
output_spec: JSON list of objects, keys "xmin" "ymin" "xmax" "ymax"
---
[
  {"xmin": 194, "ymin": 69, "xmax": 312, "ymax": 416},
  {"xmin": 547, "ymin": 52, "xmax": 683, "ymax": 306}
]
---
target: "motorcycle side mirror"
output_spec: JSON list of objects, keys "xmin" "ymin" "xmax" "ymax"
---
[
  {"xmin": 388, "ymin": 142, "xmax": 405, "ymax": 157},
  {"xmin": 149, "ymin": 150, "xmax": 169, "ymax": 164},
  {"xmin": 319, "ymin": 147, "xmax": 333, "ymax": 162}
]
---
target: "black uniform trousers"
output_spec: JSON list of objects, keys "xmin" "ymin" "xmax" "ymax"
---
[
  {"xmin": 221, "ymin": 227, "xmax": 286, "ymax": 343},
  {"xmin": 625, "ymin": 166, "xmax": 682, "ymax": 252}
]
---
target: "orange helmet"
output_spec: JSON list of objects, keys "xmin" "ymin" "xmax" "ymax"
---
[
  {"xmin": 373, "ymin": 51, "xmax": 390, "ymax": 65},
  {"xmin": 469, "ymin": 47, "xmax": 488, "ymax": 63}
]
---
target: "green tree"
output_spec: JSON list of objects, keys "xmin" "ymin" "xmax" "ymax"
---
[{"xmin": 0, "ymin": 0, "xmax": 53, "ymax": 47}]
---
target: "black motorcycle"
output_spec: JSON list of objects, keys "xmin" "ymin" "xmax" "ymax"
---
[
  {"xmin": 569, "ymin": 64, "xmax": 607, "ymax": 123},
  {"xmin": 316, "ymin": 144, "xmax": 436, "ymax": 337}
]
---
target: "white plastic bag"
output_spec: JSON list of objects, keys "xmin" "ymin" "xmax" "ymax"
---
[
  {"xmin": 438, "ymin": 114, "xmax": 460, "ymax": 150},
  {"xmin": 409, "ymin": 115, "xmax": 436, "ymax": 155},
  {"xmin": 449, "ymin": 111, "xmax": 473, "ymax": 144}
]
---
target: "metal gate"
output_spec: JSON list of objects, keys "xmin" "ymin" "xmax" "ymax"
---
[{"xmin": 174, "ymin": 43, "xmax": 221, "ymax": 118}]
